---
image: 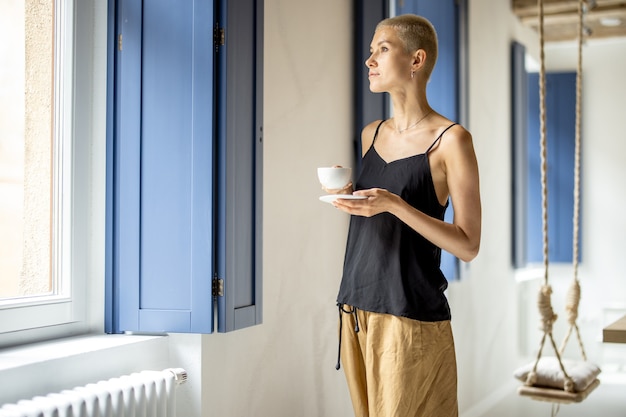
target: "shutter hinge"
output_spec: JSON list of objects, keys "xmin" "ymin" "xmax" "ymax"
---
[
  {"xmin": 212, "ymin": 277, "xmax": 224, "ymax": 297},
  {"xmin": 214, "ymin": 26, "xmax": 225, "ymax": 49},
  {"xmin": 118, "ymin": 34, "xmax": 123, "ymax": 51}
]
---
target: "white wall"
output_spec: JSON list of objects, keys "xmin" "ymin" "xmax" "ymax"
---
[
  {"xmin": 544, "ymin": 38, "xmax": 626, "ymax": 307},
  {"xmin": 2, "ymin": 0, "xmax": 626, "ymax": 416},
  {"xmin": 445, "ymin": 0, "xmax": 527, "ymax": 409}
]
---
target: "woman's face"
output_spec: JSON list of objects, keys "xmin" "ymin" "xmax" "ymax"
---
[{"xmin": 365, "ymin": 27, "xmax": 412, "ymax": 93}]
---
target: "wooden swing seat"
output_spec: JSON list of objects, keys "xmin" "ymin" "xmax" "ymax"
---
[
  {"xmin": 514, "ymin": 356, "xmax": 602, "ymax": 403},
  {"xmin": 518, "ymin": 378, "xmax": 600, "ymax": 404}
]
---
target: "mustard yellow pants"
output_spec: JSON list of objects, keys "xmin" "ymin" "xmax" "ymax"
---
[{"xmin": 338, "ymin": 306, "xmax": 458, "ymax": 417}]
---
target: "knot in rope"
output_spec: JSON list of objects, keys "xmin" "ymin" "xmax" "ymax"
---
[
  {"xmin": 538, "ymin": 285, "xmax": 558, "ymax": 333},
  {"xmin": 564, "ymin": 376, "xmax": 575, "ymax": 393},
  {"xmin": 564, "ymin": 279, "xmax": 581, "ymax": 325}
]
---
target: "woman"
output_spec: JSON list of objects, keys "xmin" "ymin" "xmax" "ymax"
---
[{"xmin": 331, "ymin": 14, "xmax": 481, "ymax": 417}]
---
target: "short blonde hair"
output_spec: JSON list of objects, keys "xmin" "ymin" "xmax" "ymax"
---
[{"xmin": 376, "ymin": 14, "xmax": 438, "ymax": 80}]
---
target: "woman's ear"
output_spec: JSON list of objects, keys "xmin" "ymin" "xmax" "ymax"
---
[{"xmin": 412, "ymin": 49, "xmax": 427, "ymax": 71}]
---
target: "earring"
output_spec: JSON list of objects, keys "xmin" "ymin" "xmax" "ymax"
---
[{"xmin": 411, "ymin": 71, "xmax": 415, "ymax": 79}]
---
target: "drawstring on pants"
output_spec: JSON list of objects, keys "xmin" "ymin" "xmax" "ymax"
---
[{"xmin": 336, "ymin": 303, "xmax": 360, "ymax": 370}]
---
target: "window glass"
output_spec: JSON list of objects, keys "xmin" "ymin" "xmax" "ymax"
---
[{"xmin": 0, "ymin": 0, "xmax": 57, "ymax": 302}]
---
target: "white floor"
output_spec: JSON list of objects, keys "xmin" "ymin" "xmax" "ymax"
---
[{"xmin": 474, "ymin": 369, "xmax": 626, "ymax": 417}]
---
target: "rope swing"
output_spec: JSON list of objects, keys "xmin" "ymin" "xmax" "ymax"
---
[{"xmin": 513, "ymin": 0, "xmax": 601, "ymax": 408}]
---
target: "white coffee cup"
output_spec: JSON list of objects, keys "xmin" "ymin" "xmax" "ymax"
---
[{"xmin": 317, "ymin": 167, "xmax": 351, "ymax": 190}]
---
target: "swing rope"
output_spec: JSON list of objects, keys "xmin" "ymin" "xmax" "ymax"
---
[
  {"xmin": 559, "ymin": 0, "xmax": 587, "ymax": 362},
  {"xmin": 524, "ymin": 0, "xmax": 588, "ymax": 393}
]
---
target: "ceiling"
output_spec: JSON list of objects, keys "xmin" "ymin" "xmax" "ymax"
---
[{"xmin": 512, "ymin": 0, "xmax": 626, "ymax": 42}]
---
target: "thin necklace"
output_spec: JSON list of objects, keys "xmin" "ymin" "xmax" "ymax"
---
[{"xmin": 394, "ymin": 109, "xmax": 433, "ymax": 133}]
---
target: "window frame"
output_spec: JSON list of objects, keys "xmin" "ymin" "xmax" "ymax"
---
[{"xmin": 0, "ymin": 0, "xmax": 107, "ymax": 347}]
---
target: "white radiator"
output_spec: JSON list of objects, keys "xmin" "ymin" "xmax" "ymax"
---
[{"xmin": 0, "ymin": 368, "xmax": 187, "ymax": 417}]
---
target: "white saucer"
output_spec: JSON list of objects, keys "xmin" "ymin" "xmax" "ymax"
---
[{"xmin": 319, "ymin": 194, "xmax": 367, "ymax": 204}]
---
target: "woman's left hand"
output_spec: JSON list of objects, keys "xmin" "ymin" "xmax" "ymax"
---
[{"xmin": 332, "ymin": 188, "xmax": 400, "ymax": 217}]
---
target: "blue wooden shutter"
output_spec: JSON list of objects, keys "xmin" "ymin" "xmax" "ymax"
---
[
  {"xmin": 215, "ymin": 0, "xmax": 264, "ymax": 332},
  {"xmin": 396, "ymin": 0, "xmax": 460, "ymax": 122},
  {"xmin": 107, "ymin": 0, "xmax": 263, "ymax": 334},
  {"xmin": 395, "ymin": 0, "xmax": 462, "ymax": 280},
  {"xmin": 526, "ymin": 72, "xmax": 578, "ymax": 263},
  {"xmin": 108, "ymin": 0, "xmax": 215, "ymax": 333}
]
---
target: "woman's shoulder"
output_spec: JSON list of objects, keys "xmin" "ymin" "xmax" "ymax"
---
[
  {"xmin": 361, "ymin": 119, "xmax": 386, "ymax": 137},
  {"xmin": 431, "ymin": 119, "xmax": 476, "ymax": 170},
  {"xmin": 432, "ymin": 117, "xmax": 472, "ymax": 148},
  {"xmin": 360, "ymin": 119, "xmax": 387, "ymax": 155}
]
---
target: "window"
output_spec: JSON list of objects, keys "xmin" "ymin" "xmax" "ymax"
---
[
  {"xmin": 106, "ymin": 0, "xmax": 263, "ymax": 334},
  {"xmin": 0, "ymin": 0, "xmax": 55, "ymax": 302},
  {"xmin": 511, "ymin": 42, "xmax": 580, "ymax": 267},
  {"xmin": 0, "ymin": 0, "xmax": 262, "ymax": 344},
  {"xmin": 0, "ymin": 0, "xmax": 103, "ymax": 347}
]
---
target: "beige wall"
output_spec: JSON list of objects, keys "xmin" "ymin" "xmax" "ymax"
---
[{"xmin": 198, "ymin": 0, "xmax": 355, "ymax": 414}]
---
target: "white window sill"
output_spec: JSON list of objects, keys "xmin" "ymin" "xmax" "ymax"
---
[
  {"xmin": 0, "ymin": 334, "xmax": 164, "ymax": 372},
  {"xmin": 514, "ymin": 263, "xmax": 578, "ymax": 283},
  {"xmin": 0, "ymin": 334, "xmax": 170, "ymax": 405}
]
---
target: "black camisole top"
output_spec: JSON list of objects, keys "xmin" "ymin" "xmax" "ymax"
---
[{"xmin": 336, "ymin": 121, "xmax": 457, "ymax": 322}]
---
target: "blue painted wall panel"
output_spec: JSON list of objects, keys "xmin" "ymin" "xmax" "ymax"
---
[
  {"xmin": 527, "ymin": 72, "xmax": 577, "ymax": 264},
  {"xmin": 394, "ymin": 0, "xmax": 460, "ymax": 280},
  {"xmin": 396, "ymin": 0, "xmax": 459, "ymax": 121}
]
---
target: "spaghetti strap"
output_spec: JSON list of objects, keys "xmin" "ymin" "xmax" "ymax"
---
[
  {"xmin": 371, "ymin": 120, "xmax": 386, "ymax": 146},
  {"xmin": 425, "ymin": 123, "xmax": 457, "ymax": 154}
]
